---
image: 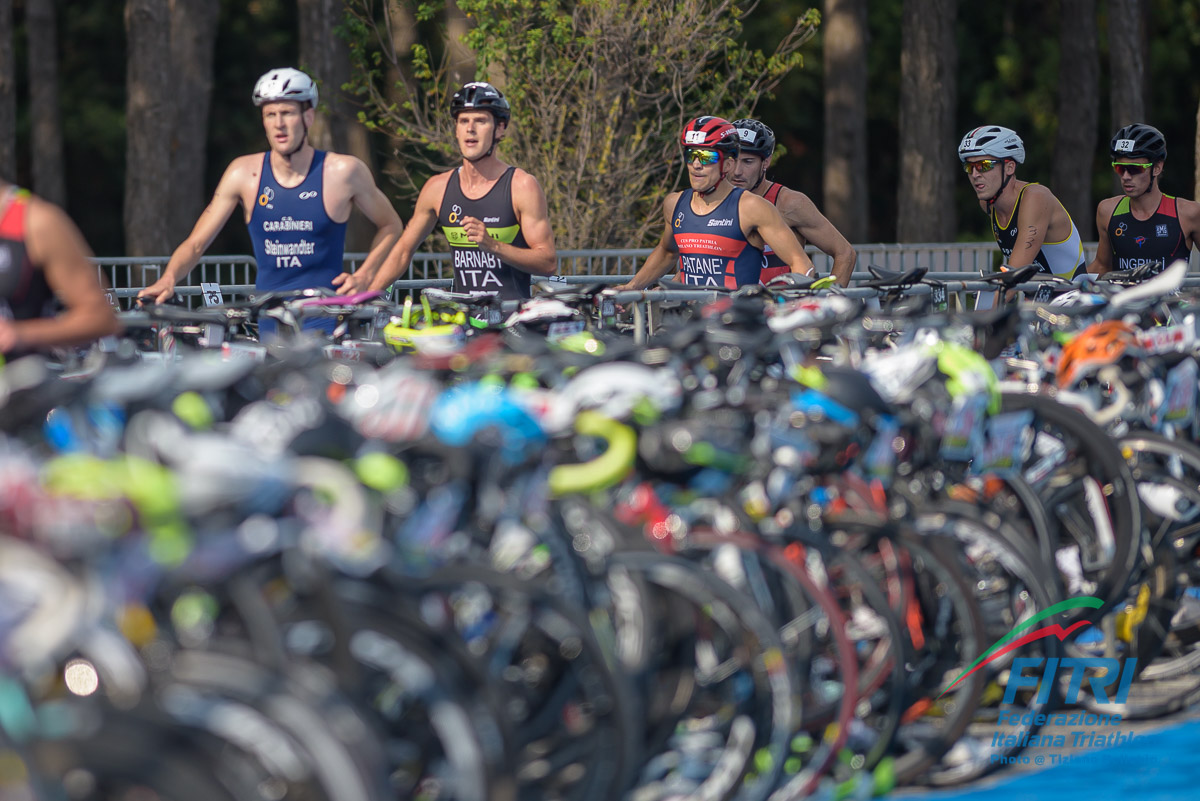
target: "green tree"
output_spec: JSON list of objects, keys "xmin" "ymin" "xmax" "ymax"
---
[{"xmin": 345, "ymin": 0, "xmax": 819, "ymax": 252}]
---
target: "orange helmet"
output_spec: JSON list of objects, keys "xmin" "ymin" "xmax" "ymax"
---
[{"xmin": 1055, "ymin": 320, "xmax": 1137, "ymax": 389}]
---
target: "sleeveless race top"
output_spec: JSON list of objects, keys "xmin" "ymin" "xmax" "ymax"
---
[
  {"xmin": 438, "ymin": 166, "xmax": 531, "ymax": 300},
  {"xmin": 758, "ymin": 182, "xmax": 792, "ymax": 283},
  {"xmin": 1107, "ymin": 194, "xmax": 1192, "ymax": 275},
  {"xmin": 671, "ymin": 187, "xmax": 765, "ymax": 288},
  {"xmin": 991, "ymin": 183, "xmax": 1085, "ymax": 279},
  {"xmin": 248, "ymin": 149, "xmax": 347, "ymax": 294},
  {"xmin": 247, "ymin": 150, "xmax": 346, "ymax": 336},
  {"xmin": 0, "ymin": 187, "xmax": 53, "ymax": 323}
]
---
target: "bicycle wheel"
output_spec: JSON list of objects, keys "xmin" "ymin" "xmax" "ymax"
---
[
  {"xmin": 612, "ymin": 549, "xmax": 795, "ymax": 801},
  {"xmin": 998, "ymin": 392, "xmax": 1142, "ymax": 621}
]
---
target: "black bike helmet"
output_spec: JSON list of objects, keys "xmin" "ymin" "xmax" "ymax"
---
[
  {"xmin": 732, "ymin": 119, "xmax": 776, "ymax": 159},
  {"xmin": 1111, "ymin": 123, "xmax": 1167, "ymax": 163},
  {"xmin": 450, "ymin": 81, "xmax": 511, "ymax": 124}
]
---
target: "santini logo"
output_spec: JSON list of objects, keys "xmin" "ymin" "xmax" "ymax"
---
[{"xmin": 707, "ymin": 218, "xmax": 734, "ymax": 227}]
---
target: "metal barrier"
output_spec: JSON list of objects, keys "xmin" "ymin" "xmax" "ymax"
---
[
  {"xmin": 95, "ymin": 242, "xmax": 1198, "ymax": 311},
  {"xmin": 95, "ymin": 255, "xmax": 257, "ymax": 309},
  {"xmin": 341, "ymin": 244, "xmax": 1103, "ymax": 280}
]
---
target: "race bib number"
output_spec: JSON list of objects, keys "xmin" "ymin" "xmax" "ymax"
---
[
  {"xmin": 940, "ymin": 394, "xmax": 988, "ymax": 462},
  {"xmin": 546, "ymin": 320, "xmax": 586, "ymax": 342},
  {"xmin": 972, "ymin": 410, "xmax": 1033, "ymax": 476},
  {"xmin": 1160, "ymin": 358, "xmax": 1198, "ymax": 424},
  {"xmin": 201, "ymin": 324, "xmax": 225, "ymax": 348},
  {"xmin": 323, "ymin": 343, "xmax": 364, "ymax": 362},
  {"xmin": 1138, "ymin": 324, "xmax": 1194, "ymax": 355},
  {"xmin": 1034, "ymin": 284, "xmax": 1053, "ymax": 304},
  {"xmin": 201, "ymin": 282, "xmax": 224, "ymax": 307},
  {"xmin": 862, "ymin": 416, "xmax": 901, "ymax": 486}
]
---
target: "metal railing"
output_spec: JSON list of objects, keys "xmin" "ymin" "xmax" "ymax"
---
[{"xmin": 94, "ymin": 242, "xmax": 1197, "ymax": 310}]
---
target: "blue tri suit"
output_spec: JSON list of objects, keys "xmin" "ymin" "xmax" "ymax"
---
[
  {"xmin": 670, "ymin": 187, "xmax": 765, "ymax": 288},
  {"xmin": 247, "ymin": 149, "xmax": 347, "ymax": 336}
]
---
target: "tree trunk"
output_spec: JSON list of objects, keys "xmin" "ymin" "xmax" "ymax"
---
[
  {"xmin": 822, "ymin": 0, "xmax": 868, "ymax": 243},
  {"xmin": 124, "ymin": 0, "xmax": 172, "ymax": 258},
  {"xmin": 1051, "ymin": 0, "xmax": 1099, "ymax": 240},
  {"xmin": 896, "ymin": 0, "xmax": 957, "ymax": 242},
  {"xmin": 1194, "ymin": 97, "xmax": 1200, "ymax": 204},
  {"xmin": 26, "ymin": 0, "xmax": 67, "ymax": 206},
  {"xmin": 1108, "ymin": 0, "xmax": 1145, "ymax": 128},
  {"xmin": 381, "ymin": 0, "xmax": 419, "ymax": 192},
  {"xmin": 0, "ymin": 0, "xmax": 15, "ymax": 181},
  {"xmin": 168, "ymin": 0, "xmax": 219, "ymax": 246},
  {"xmin": 445, "ymin": 1, "xmax": 476, "ymax": 89},
  {"xmin": 298, "ymin": 0, "xmax": 379, "ymax": 251}
]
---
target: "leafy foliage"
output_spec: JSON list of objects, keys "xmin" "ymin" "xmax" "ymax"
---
[{"xmin": 344, "ymin": 0, "xmax": 818, "ymax": 251}]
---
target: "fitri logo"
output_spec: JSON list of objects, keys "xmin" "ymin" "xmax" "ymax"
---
[{"xmin": 299, "ymin": 190, "xmax": 318, "ymax": 200}]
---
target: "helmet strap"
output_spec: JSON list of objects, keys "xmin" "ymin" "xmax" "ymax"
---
[
  {"xmin": 697, "ymin": 153, "xmax": 729, "ymax": 196},
  {"xmin": 750, "ymin": 166, "xmax": 767, "ymax": 192},
  {"xmin": 985, "ymin": 160, "xmax": 1013, "ymax": 208}
]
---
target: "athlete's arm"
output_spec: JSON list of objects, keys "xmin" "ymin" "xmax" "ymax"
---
[
  {"xmin": 1175, "ymin": 197, "xmax": 1200, "ymax": 261},
  {"xmin": 775, "ymin": 187, "xmax": 856, "ymax": 286},
  {"xmin": 615, "ymin": 194, "xmax": 682, "ymax": 290},
  {"xmin": 342, "ymin": 156, "xmax": 404, "ymax": 279},
  {"xmin": 1003, "ymin": 185, "xmax": 1054, "ymax": 270},
  {"xmin": 0, "ymin": 196, "xmax": 119, "ymax": 352},
  {"xmin": 353, "ymin": 174, "xmax": 446, "ymax": 295},
  {"xmin": 138, "ymin": 156, "xmax": 253, "ymax": 304},
  {"xmin": 741, "ymin": 192, "xmax": 815, "ymax": 276},
  {"xmin": 460, "ymin": 169, "xmax": 556, "ymax": 277},
  {"xmin": 1088, "ymin": 197, "xmax": 1119, "ymax": 275}
]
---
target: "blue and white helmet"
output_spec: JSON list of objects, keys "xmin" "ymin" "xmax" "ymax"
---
[
  {"xmin": 958, "ymin": 125, "xmax": 1024, "ymax": 164},
  {"xmin": 253, "ymin": 68, "xmax": 318, "ymax": 108}
]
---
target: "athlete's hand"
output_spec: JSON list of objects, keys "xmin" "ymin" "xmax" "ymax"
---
[
  {"xmin": 460, "ymin": 216, "xmax": 496, "ymax": 250},
  {"xmin": 0, "ymin": 318, "xmax": 20, "ymax": 353},
  {"xmin": 137, "ymin": 276, "xmax": 178, "ymax": 305},
  {"xmin": 333, "ymin": 269, "xmax": 372, "ymax": 296}
]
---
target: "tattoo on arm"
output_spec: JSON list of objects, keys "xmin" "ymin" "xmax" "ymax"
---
[{"xmin": 1023, "ymin": 225, "xmax": 1037, "ymax": 250}]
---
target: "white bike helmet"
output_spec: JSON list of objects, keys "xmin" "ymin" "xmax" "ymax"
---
[
  {"xmin": 958, "ymin": 125, "xmax": 1025, "ymax": 164},
  {"xmin": 253, "ymin": 68, "xmax": 318, "ymax": 108}
]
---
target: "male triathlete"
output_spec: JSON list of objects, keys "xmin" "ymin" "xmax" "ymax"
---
[
  {"xmin": 958, "ymin": 125, "xmax": 1086, "ymax": 279},
  {"xmin": 0, "ymin": 181, "xmax": 119, "ymax": 355},
  {"xmin": 617, "ymin": 116, "xmax": 814, "ymax": 290},
  {"xmin": 1088, "ymin": 123, "xmax": 1199, "ymax": 277},
  {"xmin": 337, "ymin": 81, "xmax": 556, "ymax": 298},
  {"xmin": 729, "ymin": 118, "xmax": 856, "ymax": 286},
  {"xmin": 139, "ymin": 68, "xmax": 403, "ymax": 334}
]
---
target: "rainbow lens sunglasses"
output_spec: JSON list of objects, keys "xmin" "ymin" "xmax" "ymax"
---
[
  {"xmin": 1112, "ymin": 161, "xmax": 1153, "ymax": 176},
  {"xmin": 684, "ymin": 147, "xmax": 722, "ymax": 166},
  {"xmin": 962, "ymin": 158, "xmax": 1002, "ymax": 174}
]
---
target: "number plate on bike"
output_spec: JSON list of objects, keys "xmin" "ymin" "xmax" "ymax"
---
[
  {"xmin": 931, "ymin": 284, "xmax": 947, "ymax": 308},
  {"xmin": 1033, "ymin": 284, "xmax": 1053, "ymax": 303},
  {"xmin": 201, "ymin": 282, "xmax": 224, "ymax": 307}
]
